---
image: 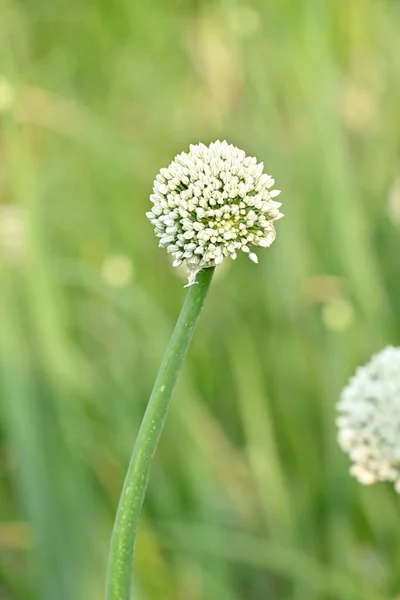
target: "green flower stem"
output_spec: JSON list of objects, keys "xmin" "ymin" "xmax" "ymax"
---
[{"xmin": 106, "ymin": 267, "xmax": 215, "ymax": 600}]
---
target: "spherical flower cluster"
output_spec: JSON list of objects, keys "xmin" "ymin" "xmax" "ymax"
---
[
  {"xmin": 146, "ymin": 140, "xmax": 283, "ymax": 286},
  {"xmin": 337, "ymin": 346, "xmax": 400, "ymax": 492}
]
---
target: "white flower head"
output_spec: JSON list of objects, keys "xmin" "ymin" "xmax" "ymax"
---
[
  {"xmin": 146, "ymin": 140, "xmax": 283, "ymax": 286},
  {"xmin": 337, "ymin": 346, "xmax": 400, "ymax": 492}
]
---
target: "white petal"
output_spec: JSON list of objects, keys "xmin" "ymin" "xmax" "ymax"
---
[{"xmin": 248, "ymin": 252, "xmax": 258, "ymax": 264}]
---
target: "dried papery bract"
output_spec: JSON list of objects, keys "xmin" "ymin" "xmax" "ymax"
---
[
  {"xmin": 146, "ymin": 140, "xmax": 283, "ymax": 285},
  {"xmin": 337, "ymin": 346, "xmax": 400, "ymax": 492}
]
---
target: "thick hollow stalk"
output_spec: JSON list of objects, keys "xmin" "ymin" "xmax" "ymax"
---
[{"xmin": 106, "ymin": 267, "xmax": 214, "ymax": 600}]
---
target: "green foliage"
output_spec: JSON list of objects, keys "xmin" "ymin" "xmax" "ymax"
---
[{"xmin": 1, "ymin": 0, "xmax": 400, "ymax": 598}]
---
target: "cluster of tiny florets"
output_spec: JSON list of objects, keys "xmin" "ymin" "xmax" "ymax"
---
[
  {"xmin": 146, "ymin": 140, "xmax": 283, "ymax": 285},
  {"xmin": 337, "ymin": 346, "xmax": 400, "ymax": 492}
]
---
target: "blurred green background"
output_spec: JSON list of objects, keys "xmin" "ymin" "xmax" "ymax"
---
[{"xmin": 1, "ymin": 0, "xmax": 400, "ymax": 598}]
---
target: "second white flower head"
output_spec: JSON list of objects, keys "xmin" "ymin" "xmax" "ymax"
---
[
  {"xmin": 146, "ymin": 140, "xmax": 283, "ymax": 285},
  {"xmin": 337, "ymin": 346, "xmax": 400, "ymax": 492}
]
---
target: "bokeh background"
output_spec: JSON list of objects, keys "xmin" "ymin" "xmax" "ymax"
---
[{"xmin": 1, "ymin": 0, "xmax": 400, "ymax": 598}]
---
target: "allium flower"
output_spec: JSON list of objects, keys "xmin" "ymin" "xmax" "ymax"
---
[
  {"xmin": 337, "ymin": 346, "xmax": 400, "ymax": 492},
  {"xmin": 146, "ymin": 140, "xmax": 283, "ymax": 286}
]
